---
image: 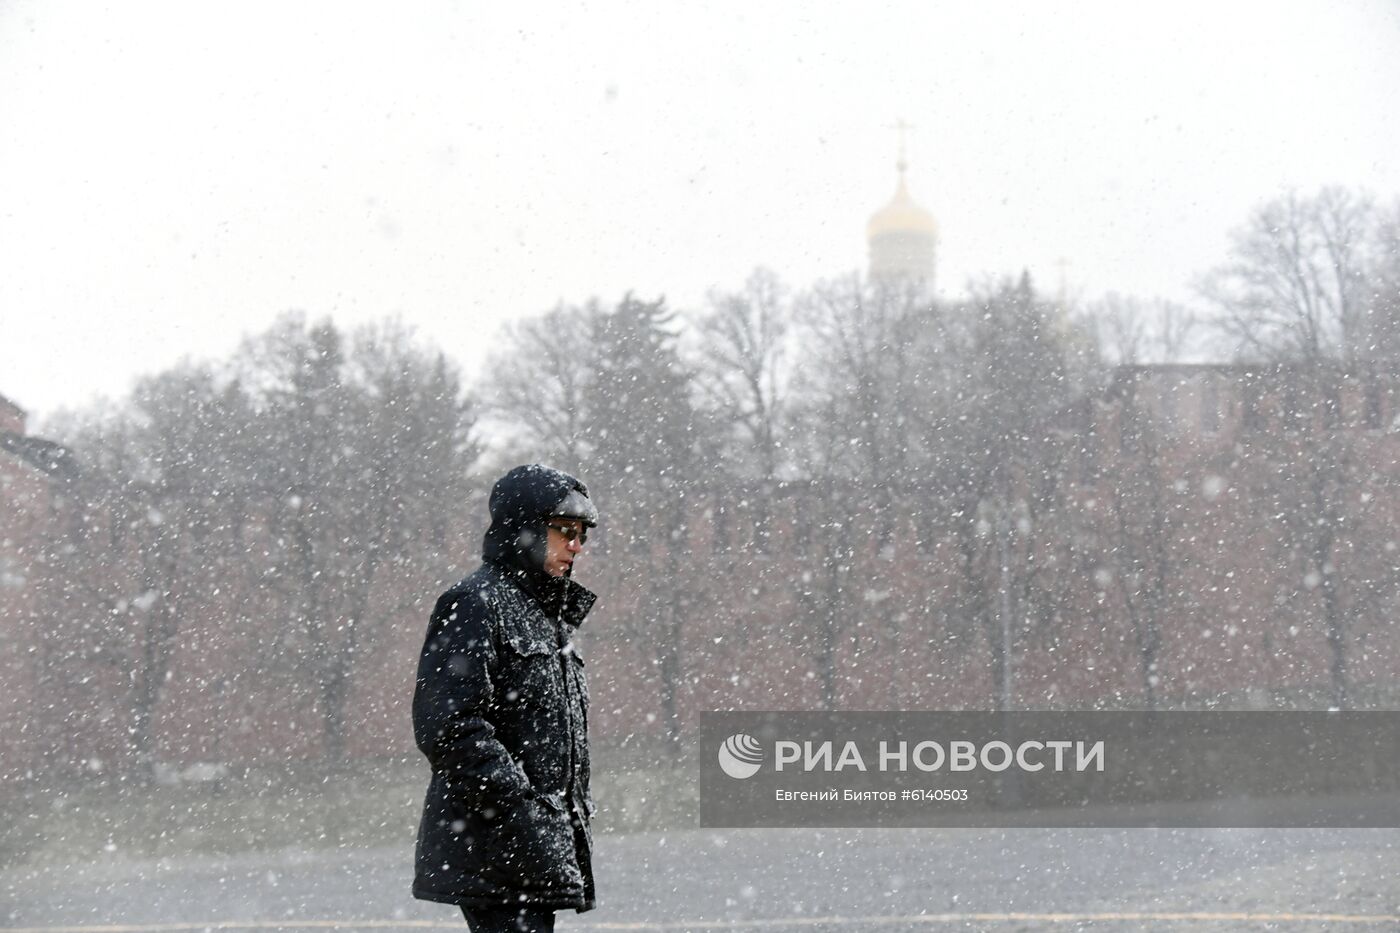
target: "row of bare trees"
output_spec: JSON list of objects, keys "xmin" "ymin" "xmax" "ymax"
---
[
  {"xmin": 19, "ymin": 186, "xmax": 1400, "ymax": 780},
  {"xmin": 1089, "ymin": 186, "xmax": 1400, "ymax": 710},
  {"xmin": 38, "ymin": 318, "xmax": 476, "ymax": 777},
  {"xmin": 1200, "ymin": 187, "xmax": 1400, "ymax": 709}
]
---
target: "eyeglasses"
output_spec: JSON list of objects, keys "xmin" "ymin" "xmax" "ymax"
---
[{"xmin": 546, "ymin": 522, "xmax": 589, "ymax": 545}]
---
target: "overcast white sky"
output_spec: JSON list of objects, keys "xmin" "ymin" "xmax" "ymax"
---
[{"xmin": 2, "ymin": 1, "xmax": 1398, "ymax": 419}]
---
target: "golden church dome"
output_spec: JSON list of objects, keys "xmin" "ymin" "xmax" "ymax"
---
[
  {"xmin": 867, "ymin": 163, "xmax": 937, "ymax": 284},
  {"xmin": 866, "ymin": 174, "xmax": 937, "ymax": 240}
]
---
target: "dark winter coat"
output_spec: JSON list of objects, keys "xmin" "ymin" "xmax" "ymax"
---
[{"xmin": 412, "ymin": 467, "xmax": 598, "ymax": 912}]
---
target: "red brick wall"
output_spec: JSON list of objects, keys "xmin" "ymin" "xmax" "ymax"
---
[
  {"xmin": 7, "ymin": 366, "xmax": 1400, "ymax": 780},
  {"xmin": 0, "ymin": 448, "xmax": 53, "ymax": 780}
]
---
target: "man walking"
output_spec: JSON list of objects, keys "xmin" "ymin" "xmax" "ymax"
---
[{"xmin": 413, "ymin": 464, "xmax": 600, "ymax": 932}]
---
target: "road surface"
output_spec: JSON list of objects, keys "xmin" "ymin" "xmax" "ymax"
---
[{"xmin": 5, "ymin": 828, "xmax": 1398, "ymax": 931}]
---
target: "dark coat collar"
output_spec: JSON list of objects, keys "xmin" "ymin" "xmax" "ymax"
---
[{"xmin": 484, "ymin": 557, "xmax": 597, "ymax": 629}]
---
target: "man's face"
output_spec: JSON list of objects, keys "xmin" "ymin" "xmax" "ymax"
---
[{"xmin": 543, "ymin": 516, "xmax": 588, "ymax": 577}]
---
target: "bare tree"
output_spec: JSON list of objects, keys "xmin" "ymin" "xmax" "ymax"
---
[
  {"xmin": 939, "ymin": 273, "xmax": 1084, "ymax": 710},
  {"xmin": 1200, "ymin": 188, "xmax": 1387, "ymax": 708},
  {"xmin": 1200, "ymin": 187, "xmax": 1374, "ymax": 363},
  {"xmin": 792, "ymin": 273, "xmax": 940, "ymax": 539},
  {"xmin": 482, "ymin": 302, "xmax": 599, "ymax": 463},
  {"xmin": 238, "ymin": 313, "xmax": 479, "ymax": 766},
  {"xmin": 781, "ymin": 274, "xmax": 944, "ymax": 706},
  {"xmin": 691, "ymin": 268, "xmax": 793, "ymax": 552},
  {"xmin": 1367, "ymin": 199, "xmax": 1400, "ymax": 363},
  {"xmin": 1084, "ymin": 293, "xmax": 1201, "ymax": 365},
  {"xmin": 693, "ymin": 268, "xmax": 791, "ymax": 483},
  {"xmin": 326, "ymin": 319, "xmax": 478, "ymax": 764},
  {"xmin": 45, "ymin": 365, "xmax": 258, "ymax": 779},
  {"xmin": 1098, "ymin": 376, "xmax": 1191, "ymax": 709}
]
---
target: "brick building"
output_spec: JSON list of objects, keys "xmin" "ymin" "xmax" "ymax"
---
[{"xmin": 0, "ymin": 393, "xmax": 76, "ymax": 781}]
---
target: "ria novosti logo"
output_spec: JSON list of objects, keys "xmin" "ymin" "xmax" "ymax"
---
[
  {"xmin": 715, "ymin": 735, "xmax": 1107, "ymax": 779},
  {"xmin": 717, "ymin": 733, "xmax": 764, "ymax": 779}
]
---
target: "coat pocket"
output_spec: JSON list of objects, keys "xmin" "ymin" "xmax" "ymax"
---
[
  {"xmin": 505, "ymin": 634, "xmax": 554, "ymax": 658},
  {"xmin": 500, "ymin": 634, "xmax": 558, "ymax": 705},
  {"xmin": 485, "ymin": 792, "xmax": 581, "ymax": 891}
]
